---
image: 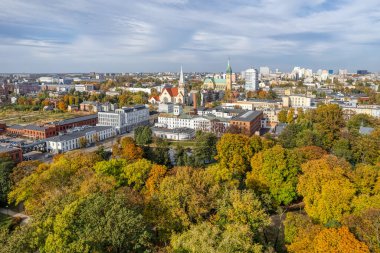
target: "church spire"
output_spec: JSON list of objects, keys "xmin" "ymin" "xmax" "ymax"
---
[
  {"xmin": 226, "ymin": 58, "xmax": 232, "ymax": 74},
  {"xmin": 179, "ymin": 65, "xmax": 184, "ymax": 87}
]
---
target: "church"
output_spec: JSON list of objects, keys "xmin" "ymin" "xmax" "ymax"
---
[
  {"xmin": 203, "ymin": 60, "xmax": 233, "ymax": 91},
  {"xmin": 158, "ymin": 66, "xmax": 187, "ymax": 104}
]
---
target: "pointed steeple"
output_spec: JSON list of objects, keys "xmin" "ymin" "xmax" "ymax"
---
[
  {"xmin": 179, "ymin": 65, "xmax": 184, "ymax": 87},
  {"xmin": 226, "ymin": 58, "xmax": 232, "ymax": 74}
]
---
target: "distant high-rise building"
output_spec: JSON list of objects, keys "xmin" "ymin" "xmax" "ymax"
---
[
  {"xmin": 244, "ymin": 68, "xmax": 259, "ymax": 91},
  {"xmin": 328, "ymin": 70, "xmax": 334, "ymax": 75},
  {"xmin": 259, "ymin": 66, "xmax": 270, "ymax": 77},
  {"xmin": 357, "ymin": 70, "xmax": 369, "ymax": 75},
  {"xmin": 339, "ymin": 69, "xmax": 348, "ymax": 76}
]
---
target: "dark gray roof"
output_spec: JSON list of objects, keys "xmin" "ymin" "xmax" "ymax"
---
[
  {"xmin": 232, "ymin": 111, "xmax": 263, "ymax": 122},
  {"xmin": 8, "ymin": 124, "xmax": 24, "ymax": 130},
  {"xmin": 46, "ymin": 126, "xmax": 113, "ymax": 142},
  {"xmin": 0, "ymin": 145, "xmax": 20, "ymax": 153},
  {"xmin": 52, "ymin": 114, "xmax": 97, "ymax": 126},
  {"xmin": 24, "ymin": 125, "xmax": 49, "ymax": 131}
]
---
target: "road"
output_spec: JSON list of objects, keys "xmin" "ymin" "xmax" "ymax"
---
[{"xmin": 0, "ymin": 208, "xmax": 31, "ymax": 225}]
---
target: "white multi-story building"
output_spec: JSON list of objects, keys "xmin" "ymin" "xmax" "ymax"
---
[
  {"xmin": 46, "ymin": 126, "xmax": 116, "ymax": 154},
  {"xmin": 157, "ymin": 114, "xmax": 229, "ymax": 133},
  {"xmin": 97, "ymin": 105, "xmax": 149, "ymax": 133},
  {"xmin": 244, "ymin": 68, "xmax": 259, "ymax": 91},
  {"xmin": 282, "ymin": 95, "xmax": 313, "ymax": 108}
]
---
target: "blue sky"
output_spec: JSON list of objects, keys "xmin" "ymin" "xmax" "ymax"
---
[{"xmin": 0, "ymin": 0, "xmax": 379, "ymax": 73}]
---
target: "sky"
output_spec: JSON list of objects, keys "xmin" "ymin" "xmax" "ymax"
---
[{"xmin": 0, "ymin": 0, "xmax": 379, "ymax": 73}]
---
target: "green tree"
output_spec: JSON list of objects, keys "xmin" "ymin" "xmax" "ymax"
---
[
  {"xmin": 192, "ymin": 132, "xmax": 217, "ymax": 167},
  {"xmin": 0, "ymin": 155, "xmax": 15, "ymax": 204},
  {"xmin": 44, "ymin": 192, "xmax": 151, "ymax": 253},
  {"xmin": 134, "ymin": 126, "xmax": 152, "ymax": 145},
  {"xmin": 246, "ymin": 145, "xmax": 301, "ymax": 205},
  {"xmin": 122, "ymin": 159, "xmax": 152, "ymax": 191},
  {"xmin": 278, "ymin": 110, "xmax": 288, "ymax": 123}
]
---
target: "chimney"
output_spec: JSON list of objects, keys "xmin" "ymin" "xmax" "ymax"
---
[{"xmin": 192, "ymin": 92, "xmax": 197, "ymax": 112}]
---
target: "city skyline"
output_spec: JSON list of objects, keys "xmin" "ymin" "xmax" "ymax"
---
[{"xmin": 1, "ymin": 0, "xmax": 380, "ymax": 73}]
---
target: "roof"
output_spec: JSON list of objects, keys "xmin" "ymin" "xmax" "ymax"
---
[
  {"xmin": 359, "ymin": 126, "xmax": 374, "ymax": 135},
  {"xmin": 231, "ymin": 111, "xmax": 263, "ymax": 122},
  {"xmin": 52, "ymin": 114, "xmax": 98, "ymax": 126},
  {"xmin": 152, "ymin": 127, "xmax": 195, "ymax": 135},
  {"xmin": 165, "ymin": 87, "xmax": 179, "ymax": 97},
  {"xmin": 46, "ymin": 126, "xmax": 113, "ymax": 142},
  {"xmin": 0, "ymin": 145, "xmax": 20, "ymax": 153},
  {"xmin": 149, "ymin": 95, "xmax": 160, "ymax": 101}
]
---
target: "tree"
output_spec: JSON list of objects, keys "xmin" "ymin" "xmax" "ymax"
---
[
  {"xmin": 134, "ymin": 126, "xmax": 152, "ymax": 145},
  {"xmin": 57, "ymin": 101, "xmax": 67, "ymax": 111},
  {"xmin": 192, "ymin": 132, "xmax": 217, "ymax": 167},
  {"xmin": 144, "ymin": 164, "xmax": 167, "ymax": 198},
  {"xmin": 246, "ymin": 145, "xmax": 301, "ymax": 205},
  {"xmin": 313, "ymin": 104, "xmax": 345, "ymax": 149},
  {"xmin": 313, "ymin": 226, "xmax": 369, "ymax": 253},
  {"xmin": 44, "ymin": 192, "xmax": 151, "ymax": 253},
  {"xmin": 332, "ymin": 138, "xmax": 353, "ymax": 162},
  {"xmin": 0, "ymin": 155, "xmax": 15, "ymax": 204},
  {"xmin": 149, "ymin": 167, "xmax": 221, "ymax": 238},
  {"xmin": 278, "ymin": 110, "xmax": 288, "ymax": 123},
  {"xmin": 79, "ymin": 137, "xmax": 88, "ymax": 148},
  {"xmin": 122, "ymin": 159, "xmax": 152, "ymax": 191},
  {"xmin": 10, "ymin": 160, "xmax": 42, "ymax": 187},
  {"xmin": 152, "ymin": 137, "xmax": 171, "ymax": 167},
  {"xmin": 297, "ymin": 156, "xmax": 356, "ymax": 224},
  {"xmin": 170, "ymin": 222, "xmax": 264, "ymax": 253},
  {"xmin": 112, "ymin": 137, "xmax": 144, "ymax": 161},
  {"xmin": 343, "ymin": 208, "xmax": 380, "ymax": 253},
  {"xmin": 287, "ymin": 108, "xmax": 295, "ymax": 123},
  {"xmin": 174, "ymin": 145, "xmax": 190, "ymax": 166},
  {"xmin": 278, "ymin": 123, "xmax": 303, "ymax": 148},
  {"xmin": 216, "ymin": 134, "xmax": 253, "ymax": 180}
]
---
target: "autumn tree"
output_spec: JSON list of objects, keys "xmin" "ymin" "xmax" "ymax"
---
[
  {"xmin": 112, "ymin": 137, "xmax": 143, "ymax": 161},
  {"xmin": 44, "ymin": 192, "xmax": 151, "ymax": 253},
  {"xmin": 216, "ymin": 134, "xmax": 254, "ymax": 180},
  {"xmin": 297, "ymin": 156, "xmax": 356, "ymax": 224},
  {"xmin": 313, "ymin": 226, "xmax": 369, "ymax": 253},
  {"xmin": 246, "ymin": 145, "xmax": 301, "ymax": 205}
]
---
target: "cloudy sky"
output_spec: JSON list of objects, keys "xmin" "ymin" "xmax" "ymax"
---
[{"xmin": 0, "ymin": 0, "xmax": 379, "ymax": 73}]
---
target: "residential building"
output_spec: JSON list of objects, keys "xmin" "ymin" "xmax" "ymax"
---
[
  {"xmin": 244, "ymin": 68, "xmax": 259, "ymax": 91},
  {"xmin": 46, "ymin": 126, "xmax": 115, "ymax": 154},
  {"xmin": 282, "ymin": 95, "xmax": 313, "ymax": 108},
  {"xmin": 229, "ymin": 111, "xmax": 263, "ymax": 135},
  {"xmin": 158, "ymin": 103, "xmax": 174, "ymax": 113},
  {"xmin": 97, "ymin": 105, "xmax": 149, "ymax": 134},
  {"xmin": 75, "ymin": 84, "xmax": 95, "ymax": 92}
]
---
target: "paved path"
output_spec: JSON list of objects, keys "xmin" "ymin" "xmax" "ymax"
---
[{"xmin": 0, "ymin": 208, "xmax": 31, "ymax": 224}]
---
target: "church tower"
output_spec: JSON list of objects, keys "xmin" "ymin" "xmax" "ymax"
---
[
  {"xmin": 178, "ymin": 65, "xmax": 187, "ymax": 104},
  {"xmin": 226, "ymin": 59, "xmax": 232, "ymax": 90}
]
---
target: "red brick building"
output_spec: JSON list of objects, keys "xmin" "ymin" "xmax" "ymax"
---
[
  {"xmin": 7, "ymin": 124, "xmax": 57, "ymax": 139},
  {"xmin": 6, "ymin": 114, "xmax": 98, "ymax": 139},
  {"xmin": 0, "ymin": 146, "xmax": 23, "ymax": 163},
  {"xmin": 49, "ymin": 114, "xmax": 98, "ymax": 132},
  {"xmin": 0, "ymin": 123, "xmax": 6, "ymax": 134},
  {"xmin": 229, "ymin": 111, "xmax": 263, "ymax": 136}
]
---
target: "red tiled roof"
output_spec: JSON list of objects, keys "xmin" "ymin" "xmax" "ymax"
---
[
  {"xmin": 149, "ymin": 95, "xmax": 160, "ymax": 101},
  {"xmin": 163, "ymin": 87, "xmax": 178, "ymax": 97}
]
